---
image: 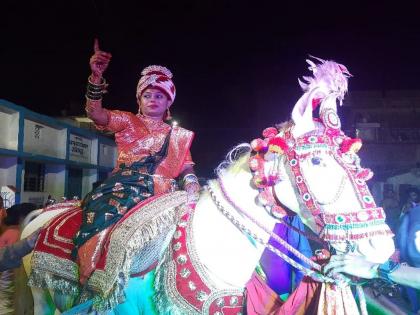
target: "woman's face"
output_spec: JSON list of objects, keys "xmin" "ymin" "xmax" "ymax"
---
[{"xmin": 138, "ymin": 87, "xmax": 171, "ymax": 120}]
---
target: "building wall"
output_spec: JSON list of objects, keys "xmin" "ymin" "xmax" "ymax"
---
[
  {"xmin": 0, "ymin": 157, "xmax": 17, "ymax": 187},
  {"xmin": 82, "ymin": 168, "xmax": 98, "ymax": 198},
  {"xmin": 0, "ymin": 111, "xmax": 19, "ymax": 150},
  {"xmin": 44, "ymin": 164, "xmax": 66, "ymax": 200},
  {"xmin": 344, "ymin": 90, "xmax": 420, "ymax": 199},
  {"xmin": 0, "ymin": 99, "xmax": 117, "ymax": 206}
]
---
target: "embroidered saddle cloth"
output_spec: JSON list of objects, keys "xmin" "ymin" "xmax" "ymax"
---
[
  {"xmin": 155, "ymin": 211, "xmax": 245, "ymax": 315},
  {"xmin": 29, "ymin": 191, "xmax": 187, "ymax": 308}
]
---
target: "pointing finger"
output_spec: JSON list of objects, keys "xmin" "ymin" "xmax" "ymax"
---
[{"xmin": 94, "ymin": 38, "xmax": 100, "ymax": 52}]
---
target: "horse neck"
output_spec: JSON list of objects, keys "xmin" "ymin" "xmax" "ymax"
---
[{"xmin": 191, "ymin": 167, "xmax": 276, "ymax": 288}]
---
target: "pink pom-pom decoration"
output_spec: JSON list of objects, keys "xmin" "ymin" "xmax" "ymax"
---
[
  {"xmin": 341, "ymin": 138, "xmax": 362, "ymax": 154},
  {"xmin": 251, "ymin": 138, "xmax": 267, "ymax": 152},
  {"xmin": 257, "ymin": 189, "xmax": 273, "ymax": 206},
  {"xmin": 249, "ymin": 156, "xmax": 262, "ymax": 172},
  {"xmin": 267, "ymin": 174, "xmax": 280, "ymax": 186},
  {"xmin": 253, "ymin": 174, "xmax": 267, "ymax": 188},
  {"xmin": 268, "ymin": 137, "xmax": 288, "ymax": 154},
  {"xmin": 262, "ymin": 127, "xmax": 278, "ymax": 138}
]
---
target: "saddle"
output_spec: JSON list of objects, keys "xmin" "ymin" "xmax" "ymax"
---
[{"xmin": 29, "ymin": 191, "xmax": 188, "ymax": 309}]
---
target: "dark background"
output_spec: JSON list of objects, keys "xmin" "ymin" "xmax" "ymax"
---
[{"xmin": 2, "ymin": 1, "xmax": 420, "ymax": 177}]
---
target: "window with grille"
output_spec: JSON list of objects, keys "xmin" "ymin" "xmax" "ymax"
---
[{"xmin": 24, "ymin": 161, "xmax": 45, "ymax": 192}]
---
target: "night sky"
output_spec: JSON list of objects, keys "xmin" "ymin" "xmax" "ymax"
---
[{"xmin": 2, "ymin": 1, "xmax": 420, "ymax": 177}]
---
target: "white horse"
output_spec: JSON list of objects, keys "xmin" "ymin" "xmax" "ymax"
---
[{"xmin": 21, "ymin": 57, "xmax": 395, "ymax": 314}]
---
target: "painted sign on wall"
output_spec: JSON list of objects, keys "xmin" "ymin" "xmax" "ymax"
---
[{"xmin": 69, "ymin": 134, "xmax": 92, "ymax": 163}]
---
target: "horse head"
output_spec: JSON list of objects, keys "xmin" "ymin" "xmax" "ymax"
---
[{"xmin": 249, "ymin": 57, "xmax": 394, "ymax": 264}]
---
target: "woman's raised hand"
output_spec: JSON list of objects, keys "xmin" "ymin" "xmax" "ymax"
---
[{"xmin": 89, "ymin": 39, "xmax": 112, "ymax": 81}]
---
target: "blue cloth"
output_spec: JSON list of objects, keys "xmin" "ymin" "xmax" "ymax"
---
[
  {"xmin": 259, "ymin": 215, "xmax": 313, "ymax": 296},
  {"xmin": 108, "ymin": 272, "xmax": 157, "ymax": 315},
  {"xmin": 397, "ymin": 205, "xmax": 420, "ymax": 267},
  {"xmin": 396, "ymin": 205, "xmax": 420, "ymax": 313}
]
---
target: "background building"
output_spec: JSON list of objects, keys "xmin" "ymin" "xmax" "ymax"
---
[
  {"xmin": 343, "ymin": 90, "xmax": 420, "ymax": 202},
  {"xmin": 0, "ymin": 99, "xmax": 116, "ymax": 207}
]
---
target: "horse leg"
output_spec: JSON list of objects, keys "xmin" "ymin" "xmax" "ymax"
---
[
  {"xmin": 13, "ymin": 265, "xmax": 35, "ymax": 315},
  {"xmin": 30, "ymin": 287, "xmax": 56, "ymax": 315},
  {"xmin": 52, "ymin": 290, "xmax": 78, "ymax": 313}
]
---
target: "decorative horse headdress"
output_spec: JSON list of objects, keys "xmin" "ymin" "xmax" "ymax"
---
[{"xmin": 249, "ymin": 56, "xmax": 392, "ymax": 242}]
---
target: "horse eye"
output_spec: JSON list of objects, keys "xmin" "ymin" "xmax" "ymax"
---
[{"xmin": 311, "ymin": 157, "xmax": 322, "ymax": 165}]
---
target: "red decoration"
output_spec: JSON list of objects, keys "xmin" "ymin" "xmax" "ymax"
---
[
  {"xmin": 341, "ymin": 137, "xmax": 362, "ymax": 153},
  {"xmin": 262, "ymin": 127, "xmax": 278, "ymax": 138},
  {"xmin": 250, "ymin": 138, "xmax": 267, "ymax": 152},
  {"xmin": 356, "ymin": 168, "xmax": 373, "ymax": 181},
  {"xmin": 268, "ymin": 137, "xmax": 288, "ymax": 154},
  {"xmin": 312, "ymin": 97, "xmax": 322, "ymax": 110}
]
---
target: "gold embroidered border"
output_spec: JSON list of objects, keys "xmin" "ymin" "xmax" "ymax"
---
[
  {"xmin": 87, "ymin": 191, "xmax": 187, "ymax": 297},
  {"xmin": 30, "ymin": 251, "xmax": 79, "ymax": 282},
  {"xmin": 155, "ymin": 208, "xmax": 244, "ymax": 314}
]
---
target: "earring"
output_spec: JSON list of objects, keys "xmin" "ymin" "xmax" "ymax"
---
[{"xmin": 166, "ymin": 108, "xmax": 172, "ymax": 120}]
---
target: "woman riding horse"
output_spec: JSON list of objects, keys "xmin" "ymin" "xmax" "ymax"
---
[
  {"xmin": 26, "ymin": 56, "xmax": 396, "ymax": 314},
  {"xmin": 74, "ymin": 39, "xmax": 201, "ymax": 283}
]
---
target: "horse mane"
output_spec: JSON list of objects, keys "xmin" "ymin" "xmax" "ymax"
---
[
  {"xmin": 215, "ymin": 143, "xmax": 252, "ymax": 176},
  {"xmin": 215, "ymin": 121, "xmax": 291, "ymax": 177}
]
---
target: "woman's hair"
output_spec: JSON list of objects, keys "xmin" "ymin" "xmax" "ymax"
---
[{"xmin": 3, "ymin": 203, "xmax": 38, "ymax": 226}]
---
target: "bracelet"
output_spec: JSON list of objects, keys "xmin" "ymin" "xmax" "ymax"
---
[
  {"xmin": 86, "ymin": 76, "xmax": 107, "ymax": 101},
  {"xmin": 86, "ymin": 91, "xmax": 103, "ymax": 100},
  {"xmin": 377, "ymin": 260, "xmax": 401, "ymax": 282},
  {"xmin": 183, "ymin": 173, "xmax": 199, "ymax": 186},
  {"xmin": 88, "ymin": 75, "xmax": 107, "ymax": 87}
]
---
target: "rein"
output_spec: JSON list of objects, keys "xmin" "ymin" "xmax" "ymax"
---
[
  {"xmin": 210, "ymin": 175, "xmax": 368, "ymax": 314},
  {"xmin": 207, "ymin": 180, "xmax": 333, "ymax": 283},
  {"xmin": 218, "ymin": 179, "xmax": 323, "ymax": 271}
]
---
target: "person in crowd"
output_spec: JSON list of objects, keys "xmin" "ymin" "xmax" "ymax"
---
[
  {"xmin": 400, "ymin": 187, "xmax": 420, "ymax": 217},
  {"xmin": 0, "ymin": 203, "xmax": 38, "ymax": 248},
  {"xmin": 0, "ymin": 228, "xmax": 40, "ymax": 271},
  {"xmin": 0, "ymin": 196, "xmax": 5, "ymax": 232},
  {"xmin": 381, "ymin": 187, "xmax": 400, "ymax": 232},
  {"xmin": 396, "ymin": 201, "xmax": 420, "ymax": 313}
]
